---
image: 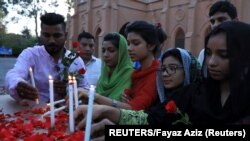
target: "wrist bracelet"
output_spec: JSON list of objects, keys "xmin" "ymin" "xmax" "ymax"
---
[{"xmin": 112, "ymin": 99, "xmax": 118, "ymax": 107}]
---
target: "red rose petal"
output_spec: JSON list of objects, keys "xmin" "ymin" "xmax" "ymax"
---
[
  {"xmin": 78, "ymin": 68, "xmax": 86, "ymax": 74},
  {"xmin": 165, "ymin": 100, "xmax": 177, "ymax": 113},
  {"xmin": 0, "ymin": 105, "xmax": 85, "ymax": 140},
  {"xmin": 72, "ymin": 41, "xmax": 80, "ymax": 48}
]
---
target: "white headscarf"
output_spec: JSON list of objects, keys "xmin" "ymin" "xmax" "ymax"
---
[{"xmin": 157, "ymin": 48, "xmax": 193, "ymax": 103}]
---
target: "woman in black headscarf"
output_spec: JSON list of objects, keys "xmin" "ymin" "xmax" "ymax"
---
[
  {"xmin": 188, "ymin": 21, "xmax": 250, "ymax": 124},
  {"xmin": 148, "ymin": 21, "xmax": 250, "ymax": 125}
]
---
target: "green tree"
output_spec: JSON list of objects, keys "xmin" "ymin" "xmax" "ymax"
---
[
  {"xmin": 65, "ymin": 0, "xmax": 74, "ymax": 14},
  {"xmin": 0, "ymin": 24, "xmax": 7, "ymax": 46},
  {"xmin": 2, "ymin": 33, "xmax": 37, "ymax": 56},
  {"xmin": 6, "ymin": 0, "xmax": 59, "ymax": 40},
  {"xmin": 0, "ymin": 0, "xmax": 9, "ymax": 33},
  {"xmin": 0, "ymin": 0, "xmax": 8, "ymax": 16},
  {"xmin": 21, "ymin": 26, "xmax": 31, "ymax": 39}
]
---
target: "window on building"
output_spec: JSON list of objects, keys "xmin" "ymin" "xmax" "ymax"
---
[{"xmin": 175, "ymin": 28, "xmax": 185, "ymax": 49}]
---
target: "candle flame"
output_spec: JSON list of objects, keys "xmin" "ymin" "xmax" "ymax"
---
[
  {"xmin": 73, "ymin": 76, "xmax": 76, "ymax": 80},
  {"xmin": 68, "ymin": 75, "xmax": 72, "ymax": 80},
  {"xmin": 49, "ymin": 75, "xmax": 53, "ymax": 80},
  {"xmin": 29, "ymin": 67, "xmax": 32, "ymax": 72}
]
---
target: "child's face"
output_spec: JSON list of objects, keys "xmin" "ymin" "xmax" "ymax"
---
[
  {"xmin": 161, "ymin": 56, "xmax": 184, "ymax": 89},
  {"xmin": 127, "ymin": 32, "xmax": 152, "ymax": 62},
  {"xmin": 206, "ymin": 33, "xmax": 230, "ymax": 81}
]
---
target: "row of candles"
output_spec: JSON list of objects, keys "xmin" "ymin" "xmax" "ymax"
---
[
  {"xmin": 29, "ymin": 67, "xmax": 95, "ymax": 141},
  {"xmin": 49, "ymin": 75, "xmax": 95, "ymax": 141},
  {"xmin": 48, "ymin": 75, "xmax": 80, "ymax": 132}
]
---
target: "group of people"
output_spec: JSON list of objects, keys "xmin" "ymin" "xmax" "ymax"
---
[{"xmin": 4, "ymin": 1, "xmax": 250, "ymax": 141}]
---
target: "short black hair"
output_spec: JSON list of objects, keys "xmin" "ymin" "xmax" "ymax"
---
[
  {"xmin": 209, "ymin": 1, "xmax": 237, "ymax": 19},
  {"xmin": 103, "ymin": 33, "xmax": 120, "ymax": 49},
  {"xmin": 78, "ymin": 31, "xmax": 95, "ymax": 41},
  {"xmin": 161, "ymin": 48, "xmax": 182, "ymax": 65},
  {"xmin": 125, "ymin": 20, "xmax": 160, "ymax": 54},
  {"xmin": 40, "ymin": 13, "xmax": 66, "ymax": 31}
]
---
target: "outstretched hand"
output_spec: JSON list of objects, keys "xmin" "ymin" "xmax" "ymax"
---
[
  {"xmin": 121, "ymin": 93, "xmax": 131, "ymax": 103},
  {"xmin": 91, "ymin": 119, "xmax": 115, "ymax": 141},
  {"xmin": 74, "ymin": 105, "xmax": 116, "ymax": 141},
  {"xmin": 65, "ymin": 87, "xmax": 89, "ymax": 108},
  {"xmin": 74, "ymin": 105, "xmax": 120, "ymax": 129},
  {"xmin": 78, "ymin": 88, "xmax": 90, "ymax": 104},
  {"xmin": 16, "ymin": 81, "xmax": 39, "ymax": 101},
  {"xmin": 74, "ymin": 105, "xmax": 100, "ymax": 130}
]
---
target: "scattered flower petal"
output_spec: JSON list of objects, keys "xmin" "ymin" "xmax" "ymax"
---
[{"xmin": 0, "ymin": 107, "xmax": 85, "ymax": 140}]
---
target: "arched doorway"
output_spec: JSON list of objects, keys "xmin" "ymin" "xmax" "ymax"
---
[{"xmin": 175, "ymin": 28, "xmax": 185, "ymax": 49}]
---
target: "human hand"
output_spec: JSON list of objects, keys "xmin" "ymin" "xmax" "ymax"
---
[
  {"xmin": 15, "ymin": 81, "xmax": 39, "ymax": 101},
  {"xmin": 64, "ymin": 87, "xmax": 87, "ymax": 108},
  {"xmin": 74, "ymin": 105, "xmax": 106, "ymax": 130},
  {"xmin": 121, "ymin": 93, "xmax": 131, "ymax": 103},
  {"xmin": 54, "ymin": 80, "xmax": 67, "ymax": 98},
  {"xmin": 90, "ymin": 119, "xmax": 115, "ymax": 141},
  {"xmin": 78, "ymin": 88, "xmax": 90, "ymax": 104},
  {"xmin": 121, "ymin": 89, "xmax": 131, "ymax": 103}
]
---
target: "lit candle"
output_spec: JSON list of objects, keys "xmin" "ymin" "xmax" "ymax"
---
[
  {"xmin": 73, "ymin": 76, "xmax": 79, "ymax": 109},
  {"xmin": 29, "ymin": 67, "xmax": 39, "ymax": 104},
  {"xmin": 49, "ymin": 75, "xmax": 55, "ymax": 128},
  {"xmin": 68, "ymin": 75, "xmax": 74, "ymax": 133},
  {"xmin": 84, "ymin": 85, "xmax": 95, "ymax": 141},
  {"xmin": 29, "ymin": 67, "xmax": 36, "ymax": 87}
]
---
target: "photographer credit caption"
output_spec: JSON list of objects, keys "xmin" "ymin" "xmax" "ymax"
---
[{"xmin": 108, "ymin": 128, "xmax": 246, "ymax": 139}]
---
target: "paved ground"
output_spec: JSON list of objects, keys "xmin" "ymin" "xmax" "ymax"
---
[{"xmin": 0, "ymin": 57, "xmax": 16, "ymax": 94}]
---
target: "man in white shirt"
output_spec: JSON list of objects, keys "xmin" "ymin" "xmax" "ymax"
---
[
  {"xmin": 5, "ymin": 13, "xmax": 89, "ymax": 102},
  {"xmin": 77, "ymin": 31, "xmax": 101, "ymax": 85},
  {"xmin": 198, "ymin": 1, "xmax": 238, "ymax": 65}
]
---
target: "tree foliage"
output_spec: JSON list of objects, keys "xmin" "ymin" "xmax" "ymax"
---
[
  {"xmin": 0, "ymin": 0, "xmax": 8, "ymax": 16},
  {"xmin": 4, "ymin": 0, "xmax": 59, "ymax": 39},
  {"xmin": 1, "ymin": 33, "xmax": 37, "ymax": 56},
  {"xmin": 21, "ymin": 26, "xmax": 31, "ymax": 39},
  {"xmin": 65, "ymin": 0, "xmax": 74, "ymax": 14},
  {"xmin": 0, "ymin": 24, "xmax": 7, "ymax": 46},
  {"xmin": 0, "ymin": 0, "xmax": 9, "ymax": 28},
  {"xmin": 1, "ymin": 22, "xmax": 37, "ymax": 56}
]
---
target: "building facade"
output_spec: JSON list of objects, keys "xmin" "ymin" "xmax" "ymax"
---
[{"xmin": 66, "ymin": 0, "xmax": 250, "ymax": 57}]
